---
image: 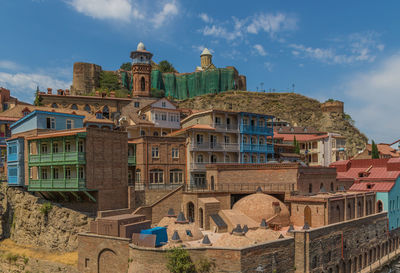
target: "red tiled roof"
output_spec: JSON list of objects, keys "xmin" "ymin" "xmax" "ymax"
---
[
  {"xmin": 26, "ymin": 128, "xmax": 87, "ymax": 140},
  {"xmin": 350, "ymin": 182, "xmax": 395, "ymax": 192},
  {"xmin": 273, "ymin": 132, "xmax": 328, "ymax": 142}
]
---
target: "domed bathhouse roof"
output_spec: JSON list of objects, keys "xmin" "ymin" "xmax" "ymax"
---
[
  {"xmin": 201, "ymin": 48, "xmax": 212, "ymax": 56},
  {"xmin": 232, "ymin": 192, "xmax": 290, "ymax": 227},
  {"xmin": 137, "ymin": 41, "xmax": 146, "ymax": 51}
]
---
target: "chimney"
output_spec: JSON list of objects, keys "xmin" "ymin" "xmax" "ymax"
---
[
  {"xmin": 47, "ymin": 88, "xmax": 52, "ymax": 95},
  {"xmin": 65, "ymin": 89, "xmax": 70, "ymax": 95},
  {"xmin": 110, "ymin": 91, "xmax": 116, "ymax": 98}
]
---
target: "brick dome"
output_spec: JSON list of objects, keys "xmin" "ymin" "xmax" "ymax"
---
[{"xmin": 232, "ymin": 192, "xmax": 290, "ymax": 226}]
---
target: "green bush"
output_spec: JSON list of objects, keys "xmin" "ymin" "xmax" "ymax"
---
[
  {"xmin": 151, "ymin": 88, "xmax": 165, "ymax": 98},
  {"xmin": 5, "ymin": 253, "xmax": 19, "ymax": 264},
  {"xmin": 166, "ymin": 247, "xmax": 196, "ymax": 273},
  {"xmin": 40, "ymin": 202, "xmax": 53, "ymax": 216},
  {"xmin": 99, "ymin": 71, "xmax": 120, "ymax": 91},
  {"xmin": 196, "ymin": 257, "xmax": 215, "ymax": 273},
  {"xmin": 23, "ymin": 256, "xmax": 29, "ymax": 264}
]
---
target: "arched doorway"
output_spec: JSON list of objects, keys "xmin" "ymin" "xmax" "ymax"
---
[
  {"xmin": 187, "ymin": 202, "xmax": 195, "ymax": 223},
  {"xmin": 304, "ymin": 206, "xmax": 312, "ymax": 227},
  {"xmin": 199, "ymin": 208, "xmax": 204, "ymax": 229},
  {"xmin": 377, "ymin": 200, "xmax": 383, "ymax": 212},
  {"xmin": 98, "ymin": 248, "xmax": 118, "ymax": 273}
]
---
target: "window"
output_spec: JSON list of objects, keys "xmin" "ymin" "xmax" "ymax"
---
[
  {"xmin": 155, "ymin": 113, "xmax": 159, "ymax": 120},
  {"xmin": 215, "ymin": 117, "xmax": 221, "ymax": 125},
  {"xmin": 41, "ymin": 144, "xmax": 48, "ymax": 154},
  {"xmin": 197, "ymin": 154, "xmax": 204, "ymax": 163},
  {"xmin": 162, "ymin": 102, "xmax": 166, "ymax": 107},
  {"xmin": 193, "ymin": 173, "xmax": 206, "ymax": 188},
  {"xmin": 65, "ymin": 167, "xmax": 71, "ymax": 179},
  {"xmin": 135, "ymin": 169, "xmax": 141, "ymax": 182},
  {"xmin": 66, "ymin": 119, "xmax": 73, "ymax": 130},
  {"xmin": 170, "ymin": 169, "xmax": 183, "ymax": 184},
  {"xmin": 102, "ymin": 105, "xmax": 109, "ymax": 119},
  {"xmin": 46, "ymin": 117, "xmax": 55, "ymax": 129},
  {"xmin": 51, "ymin": 103, "xmax": 58, "ymax": 108},
  {"xmin": 172, "ymin": 147, "xmax": 179, "ymax": 158},
  {"xmin": 258, "ymin": 119, "xmax": 264, "ymax": 127},
  {"xmin": 224, "ymin": 154, "xmax": 230, "ymax": 162},
  {"xmin": 211, "ymin": 154, "xmax": 217, "ymax": 163},
  {"xmin": 8, "ymin": 145, "xmax": 17, "ymax": 154},
  {"xmin": 260, "ymin": 154, "xmax": 265, "ymax": 163},
  {"xmin": 71, "ymin": 104, "xmax": 78, "ymax": 110},
  {"xmin": 79, "ymin": 167, "xmax": 85, "ymax": 179},
  {"xmin": 152, "ymin": 146, "xmax": 159, "ymax": 158},
  {"xmin": 224, "ymin": 136, "xmax": 230, "ymax": 144},
  {"xmin": 22, "ymin": 110, "xmax": 30, "ymax": 116},
  {"xmin": 8, "ymin": 167, "xmax": 17, "ymax": 177},
  {"xmin": 161, "ymin": 114, "xmax": 167, "ymax": 121},
  {"xmin": 243, "ymin": 154, "xmax": 249, "ymax": 163},
  {"xmin": 259, "ymin": 137, "xmax": 265, "ymax": 145},
  {"xmin": 153, "ymin": 132, "xmax": 159, "ymax": 136},
  {"xmin": 53, "ymin": 168, "xmax": 59, "ymax": 179},
  {"xmin": 251, "ymin": 154, "xmax": 257, "ymax": 163},
  {"xmin": 53, "ymin": 143, "xmax": 59, "ymax": 153},
  {"xmin": 243, "ymin": 119, "xmax": 248, "ymax": 126},
  {"xmin": 196, "ymin": 134, "xmax": 203, "ymax": 144},
  {"xmin": 140, "ymin": 130, "xmax": 145, "ymax": 136},
  {"xmin": 65, "ymin": 142, "xmax": 71, "ymax": 152},
  {"xmin": 243, "ymin": 136, "xmax": 248, "ymax": 144},
  {"xmin": 150, "ymin": 169, "xmax": 163, "ymax": 184},
  {"xmin": 78, "ymin": 141, "xmax": 84, "ymax": 153},
  {"xmin": 309, "ymin": 184, "xmax": 313, "ymax": 193},
  {"xmin": 141, "ymin": 77, "xmax": 146, "ymax": 91},
  {"xmin": 84, "ymin": 104, "xmax": 91, "ymax": 113},
  {"xmin": 134, "ymin": 101, "xmax": 140, "ymax": 108},
  {"xmin": 41, "ymin": 168, "xmax": 48, "ymax": 179}
]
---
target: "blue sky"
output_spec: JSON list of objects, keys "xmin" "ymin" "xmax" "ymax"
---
[{"xmin": 0, "ymin": 0, "xmax": 399, "ymax": 143}]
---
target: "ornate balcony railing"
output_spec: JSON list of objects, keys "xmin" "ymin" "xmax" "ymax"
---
[{"xmin": 190, "ymin": 142, "xmax": 239, "ymax": 152}]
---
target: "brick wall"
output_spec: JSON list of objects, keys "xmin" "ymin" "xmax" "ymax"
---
[
  {"xmin": 78, "ymin": 233, "xmax": 130, "ymax": 273},
  {"xmin": 86, "ymin": 128, "xmax": 128, "ymax": 211}
]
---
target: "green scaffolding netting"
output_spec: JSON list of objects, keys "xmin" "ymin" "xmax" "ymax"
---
[{"xmin": 121, "ymin": 68, "xmax": 236, "ymax": 100}]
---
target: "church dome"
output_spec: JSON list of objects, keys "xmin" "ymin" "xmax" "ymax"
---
[
  {"xmin": 200, "ymin": 48, "xmax": 212, "ymax": 56},
  {"xmin": 137, "ymin": 41, "xmax": 146, "ymax": 51},
  {"xmin": 232, "ymin": 192, "xmax": 290, "ymax": 226}
]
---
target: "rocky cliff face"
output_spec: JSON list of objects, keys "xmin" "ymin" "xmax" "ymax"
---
[
  {"xmin": 0, "ymin": 183, "xmax": 92, "ymax": 252},
  {"xmin": 178, "ymin": 91, "xmax": 367, "ymax": 156}
]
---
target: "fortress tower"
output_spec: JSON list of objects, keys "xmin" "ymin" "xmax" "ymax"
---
[{"xmin": 130, "ymin": 42, "xmax": 153, "ymax": 97}]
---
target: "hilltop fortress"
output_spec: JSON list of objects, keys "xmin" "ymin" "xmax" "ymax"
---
[{"xmin": 70, "ymin": 42, "xmax": 247, "ymax": 100}]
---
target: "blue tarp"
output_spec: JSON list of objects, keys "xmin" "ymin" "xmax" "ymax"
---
[{"xmin": 140, "ymin": 227, "xmax": 168, "ymax": 247}]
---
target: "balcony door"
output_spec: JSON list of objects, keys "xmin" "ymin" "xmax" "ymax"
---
[
  {"xmin": 210, "ymin": 135, "xmax": 217, "ymax": 148},
  {"xmin": 226, "ymin": 118, "xmax": 231, "ymax": 129}
]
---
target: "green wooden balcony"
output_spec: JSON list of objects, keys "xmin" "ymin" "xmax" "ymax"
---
[
  {"xmin": 28, "ymin": 177, "xmax": 86, "ymax": 191},
  {"xmin": 29, "ymin": 152, "xmax": 86, "ymax": 166},
  {"xmin": 128, "ymin": 155, "xmax": 136, "ymax": 166}
]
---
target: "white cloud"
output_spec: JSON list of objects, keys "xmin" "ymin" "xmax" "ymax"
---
[
  {"xmin": 200, "ymin": 12, "xmax": 296, "ymax": 42},
  {"xmin": 264, "ymin": 62, "xmax": 273, "ymax": 72},
  {"xmin": 152, "ymin": 1, "xmax": 178, "ymax": 28},
  {"xmin": 290, "ymin": 31, "xmax": 384, "ymax": 64},
  {"xmin": 191, "ymin": 45, "xmax": 214, "ymax": 54},
  {"xmin": 68, "ymin": 0, "xmax": 133, "ymax": 22},
  {"xmin": 199, "ymin": 13, "xmax": 212, "ymax": 23},
  {"xmin": 246, "ymin": 12, "xmax": 297, "ymax": 37},
  {"xmin": 68, "ymin": 0, "xmax": 178, "ymax": 27},
  {"xmin": 0, "ymin": 60, "xmax": 20, "ymax": 71},
  {"xmin": 0, "ymin": 72, "xmax": 71, "ymax": 102},
  {"xmin": 253, "ymin": 44, "xmax": 267, "ymax": 56},
  {"xmin": 343, "ymin": 54, "xmax": 400, "ymax": 142}
]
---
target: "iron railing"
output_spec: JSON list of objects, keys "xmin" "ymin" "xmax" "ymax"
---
[{"xmin": 190, "ymin": 142, "xmax": 239, "ymax": 151}]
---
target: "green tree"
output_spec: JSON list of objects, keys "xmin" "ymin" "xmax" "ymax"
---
[
  {"xmin": 99, "ymin": 71, "xmax": 120, "ymax": 91},
  {"xmin": 294, "ymin": 136, "xmax": 300, "ymax": 154},
  {"xmin": 120, "ymin": 62, "xmax": 131, "ymax": 71},
  {"xmin": 158, "ymin": 60, "xmax": 176, "ymax": 73},
  {"xmin": 166, "ymin": 247, "xmax": 196, "ymax": 273},
  {"xmin": 151, "ymin": 88, "xmax": 165, "ymax": 98},
  {"xmin": 371, "ymin": 140, "xmax": 380, "ymax": 159},
  {"xmin": 34, "ymin": 91, "xmax": 43, "ymax": 106}
]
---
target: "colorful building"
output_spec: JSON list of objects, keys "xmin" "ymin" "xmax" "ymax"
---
[
  {"xmin": 6, "ymin": 137, "xmax": 24, "ymax": 186},
  {"xmin": 171, "ymin": 109, "xmax": 274, "ymax": 188},
  {"xmin": 331, "ymin": 158, "xmax": 400, "ymax": 230},
  {"xmin": 274, "ymin": 126, "xmax": 346, "ymax": 166}
]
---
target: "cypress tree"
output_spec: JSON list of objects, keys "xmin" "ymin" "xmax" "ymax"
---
[{"xmin": 371, "ymin": 140, "xmax": 379, "ymax": 159}]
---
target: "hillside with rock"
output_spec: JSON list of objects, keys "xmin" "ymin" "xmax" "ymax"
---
[
  {"xmin": 0, "ymin": 183, "xmax": 92, "ymax": 252},
  {"xmin": 178, "ymin": 91, "xmax": 367, "ymax": 156}
]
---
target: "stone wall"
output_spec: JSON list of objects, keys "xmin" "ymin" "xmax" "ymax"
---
[
  {"xmin": 71, "ymin": 62, "xmax": 102, "ymax": 95},
  {"xmin": 321, "ymin": 101, "xmax": 344, "ymax": 114}
]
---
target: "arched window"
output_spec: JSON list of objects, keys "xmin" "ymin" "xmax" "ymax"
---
[
  {"xmin": 84, "ymin": 104, "xmax": 91, "ymax": 113},
  {"xmin": 153, "ymin": 131, "xmax": 159, "ymax": 136},
  {"xmin": 304, "ymin": 206, "xmax": 312, "ymax": 227},
  {"xmin": 197, "ymin": 154, "xmax": 203, "ymax": 163},
  {"xmin": 251, "ymin": 154, "xmax": 257, "ymax": 163},
  {"xmin": 140, "ymin": 130, "xmax": 145, "ymax": 136},
  {"xmin": 102, "ymin": 105, "xmax": 109, "ymax": 119},
  {"xmin": 141, "ymin": 77, "xmax": 145, "ymax": 91},
  {"xmin": 51, "ymin": 103, "xmax": 58, "ymax": 108},
  {"xmin": 170, "ymin": 169, "xmax": 183, "ymax": 184},
  {"xmin": 259, "ymin": 137, "xmax": 265, "ymax": 145},
  {"xmin": 150, "ymin": 169, "xmax": 163, "ymax": 184},
  {"xmin": 330, "ymin": 182, "xmax": 334, "ymax": 192},
  {"xmin": 320, "ymin": 183, "xmax": 324, "ymax": 189},
  {"xmin": 71, "ymin": 104, "xmax": 78, "ymax": 110},
  {"xmin": 309, "ymin": 183, "xmax": 313, "ymax": 193},
  {"xmin": 251, "ymin": 136, "xmax": 257, "ymax": 144},
  {"xmin": 210, "ymin": 154, "xmax": 217, "ymax": 163},
  {"xmin": 377, "ymin": 201, "xmax": 383, "ymax": 212}
]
